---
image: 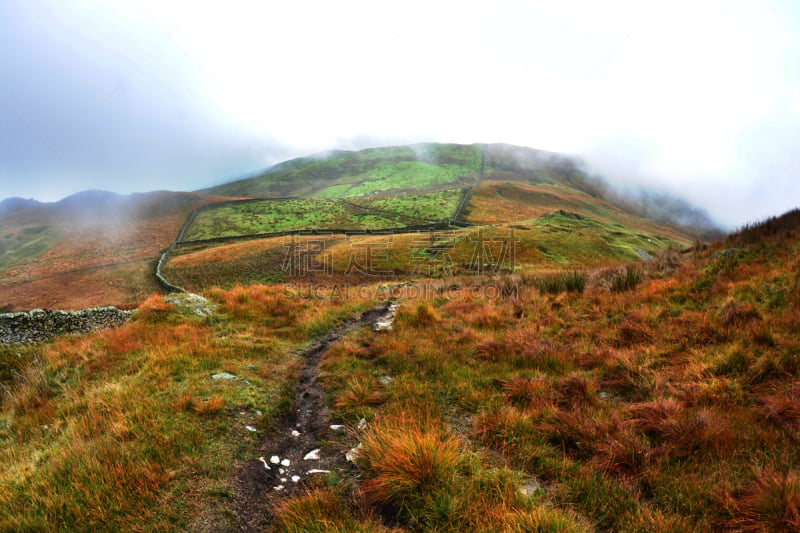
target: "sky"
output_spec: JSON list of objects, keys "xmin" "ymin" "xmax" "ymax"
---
[{"xmin": 1, "ymin": 1, "xmax": 798, "ymax": 228}]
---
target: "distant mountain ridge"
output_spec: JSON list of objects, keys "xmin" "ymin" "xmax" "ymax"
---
[{"xmin": 0, "ymin": 197, "xmax": 42, "ymax": 216}]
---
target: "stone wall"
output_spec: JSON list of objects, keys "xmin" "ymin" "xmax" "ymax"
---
[{"xmin": 0, "ymin": 307, "xmax": 133, "ymax": 345}]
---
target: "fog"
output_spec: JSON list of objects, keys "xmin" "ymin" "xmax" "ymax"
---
[{"xmin": 1, "ymin": 1, "xmax": 798, "ymax": 228}]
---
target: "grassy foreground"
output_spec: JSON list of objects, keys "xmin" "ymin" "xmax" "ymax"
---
[
  {"xmin": 0, "ymin": 286, "xmax": 370, "ymax": 530},
  {"xmin": 276, "ymin": 210, "xmax": 800, "ymax": 532},
  {"xmin": 3, "ymin": 210, "xmax": 798, "ymax": 530}
]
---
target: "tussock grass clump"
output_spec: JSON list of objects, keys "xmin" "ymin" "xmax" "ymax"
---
[
  {"xmin": 542, "ymin": 408, "xmax": 651, "ymax": 477},
  {"xmin": 731, "ymin": 471, "xmax": 800, "ymax": 532},
  {"xmin": 611, "ymin": 265, "xmax": 643, "ymax": 292},
  {"xmin": 561, "ymin": 270, "xmax": 587, "ymax": 293},
  {"xmin": 501, "ymin": 374, "xmax": 551, "ymax": 408},
  {"xmin": 334, "ymin": 377, "xmax": 386, "ymax": 420},
  {"xmin": 273, "ymin": 488, "xmax": 400, "ymax": 533},
  {"xmin": 357, "ymin": 414, "xmax": 590, "ymax": 531},
  {"xmin": 757, "ymin": 385, "xmax": 800, "ymax": 430},
  {"xmin": 533, "ymin": 271, "xmax": 587, "ymax": 295},
  {"xmin": 615, "ymin": 312, "xmax": 655, "ymax": 347},
  {"xmin": 535, "ymin": 275, "xmax": 564, "ymax": 295},
  {"xmin": 719, "ymin": 299, "xmax": 762, "ymax": 328},
  {"xmin": 396, "ymin": 302, "xmax": 441, "ymax": 328},
  {"xmin": 358, "ymin": 419, "xmax": 460, "ymax": 513}
]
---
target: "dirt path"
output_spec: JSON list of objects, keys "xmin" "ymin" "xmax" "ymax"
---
[{"xmin": 233, "ymin": 304, "xmax": 394, "ymax": 532}]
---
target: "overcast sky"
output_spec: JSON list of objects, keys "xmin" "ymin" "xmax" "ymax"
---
[{"xmin": 1, "ymin": 1, "xmax": 798, "ymax": 227}]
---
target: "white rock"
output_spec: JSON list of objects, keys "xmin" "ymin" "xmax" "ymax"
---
[
  {"xmin": 379, "ymin": 375, "xmax": 393, "ymax": 385},
  {"xmin": 270, "ymin": 455, "xmax": 280, "ymax": 464},
  {"xmin": 345, "ymin": 444, "xmax": 363, "ymax": 462},
  {"xmin": 280, "ymin": 478, "xmax": 287, "ymax": 483},
  {"xmin": 291, "ymin": 475, "xmax": 301, "ymax": 483},
  {"xmin": 330, "ymin": 424, "xmax": 344, "ymax": 431},
  {"xmin": 258, "ymin": 457, "xmax": 271, "ymax": 470},
  {"xmin": 303, "ymin": 449, "xmax": 321, "ymax": 461},
  {"xmin": 519, "ymin": 480, "xmax": 541, "ymax": 497},
  {"xmin": 291, "ymin": 430, "xmax": 300, "ymax": 437},
  {"xmin": 211, "ymin": 372, "xmax": 237, "ymax": 380},
  {"xmin": 281, "ymin": 458, "xmax": 291, "ymax": 467},
  {"xmin": 307, "ymin": 469, "xmax": 331, "ymax": 474},
  {"xmin": 274, "ymin": 485, "xmax": 284, "ymax": 491},
  {"xmin": 279, "ymin": 468, "xmax": 285, "ymax": 475},
  {"xmin": 245, "ymin": 425, "xmax": 257, "ymax": 432}
]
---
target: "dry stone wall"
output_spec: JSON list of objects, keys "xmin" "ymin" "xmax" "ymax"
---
[{"xmin": 0, "ymin": 307, "xmax": 132, "ymax": 345}]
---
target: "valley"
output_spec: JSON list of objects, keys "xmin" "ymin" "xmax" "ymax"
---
[{"xmin": 1, "ymin": 143, "xmax": 797, "ymax": 531}]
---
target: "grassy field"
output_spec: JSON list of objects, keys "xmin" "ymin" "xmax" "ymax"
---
[
  {"xmin": 3, "ymin": 211, "xmax": 799, "ymax": 530},
  {"xmin": 280, "ymin": 210, "xmax": 800, "ymax": 532},
  {"xmin": 347, "ymin": 188, "xmax": 464, "ymax": 222},
  {"xmin": 182, "ymin": 199, "xmax": 418, "ymax": 242},
  {"xmin": 165, "ymin": 210, "xmax": 684, "ymax": 291},
  {"xmin": 0, "ymin": 286, "xmax": 371, "ymax": 530},
  {"xmin": 201, "ymin": 144, "xmax": 483, "ymax": 199}
]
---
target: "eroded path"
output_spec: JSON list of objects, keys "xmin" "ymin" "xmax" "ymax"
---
[{"xmin": 234, "ymin": 303, "xmax": 395, "ymax": 532}]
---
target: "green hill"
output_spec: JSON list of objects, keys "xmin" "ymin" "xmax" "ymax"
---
[{"xmin": 201, "ymin": 144, "xmax": 483, "ymax": 199}]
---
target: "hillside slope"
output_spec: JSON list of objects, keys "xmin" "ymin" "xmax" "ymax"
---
[
  {"xmin": 0, "ymin": 191, "xmax": 228, "ymax": 310},
  {"xmin": 2, "ymin": 210, "xmax": 798, "ymax": 530},
  {"xmin": 201, "ymin": 144, "xmax": 484, "ymax": 199}
]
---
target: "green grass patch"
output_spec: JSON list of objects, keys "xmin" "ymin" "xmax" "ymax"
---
[
  {"xmin": 349, "ymin": 189, "xmax": 464, "ymax": 222},
  {"xmin": 0, "ymin": 226, "xmax": 58, "ymax": 267},
  {"xmin": 183, "ymin": 199, "xmax": 410, "ymax": 241},
  {"xmin": 202, "ymin": 144, "xmax": 482, "ymax": 199}
]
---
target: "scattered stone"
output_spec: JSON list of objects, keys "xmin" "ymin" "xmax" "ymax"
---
[
  {"xmin": 634, "ymin": 249, "xmax": 652, "ymax": 260},
  {"xmin": 280, "ymin": 478, "xmax": 287, "ymax": 483},
  {"xmin": 520, "ymin": 480, "xmax": 541, "ymax": 497},
  {"xmin": 279, "ymin": 468, "xmax": 285, "ymax": 475},
  {"xmin": 256, "ymin": 410, "xmax": 263, "ymax": 416},
  {"xmin": 281, "ymin": 458, "xmax": 291, "ymax": 467},
  {"xmin": 307, "ymin": 469, "xmax": 331, "ymax": 474},
  {"xmin": 211, "ymin": 372, "xmax": 237, "ymax": 380},
  {"xmin": 379, "ymin": 376, "xmax": 393, "ymax": 385},
  {"xmin": 346, "ymin": 443, "xmax": 363, "ymax": 462},
  {"xmin": 303, "ymin": 449, "xmax": 321, "ymax": 461},
  {"xmin": 245, "ymin": 425, "xmax": 257, "ymax": 432},
  {"xmin": 373, "ymin": 302, "xmax": 400, "ymax": 332},
  {"xmin": 165, "ymin": 293, "xmax": 217, "ymax": 317},
  {"xmin": 273, "ymin": 485, "xmax": 284, "ymax": 491},
  {"xmin": 258, "ymin": 457, "xmax": 271, "ymax": 470},
  {"xmin": 291, "ymin": 430, "xmax": 301, "ymax": 437},
  {"xmin": 270, "ymin": 456, "xmax": 280, "ymax": 465},
  {"xmin": 291, "ymin": 475, "xmax": 301, "ymax": 483}
]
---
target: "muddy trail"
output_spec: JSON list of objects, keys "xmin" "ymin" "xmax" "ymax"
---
[{"xmin": 234, "ymin": 303, "xmax": 396, "ymax": 532}]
